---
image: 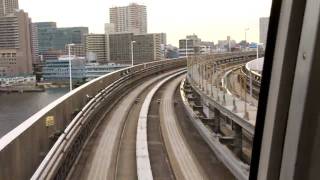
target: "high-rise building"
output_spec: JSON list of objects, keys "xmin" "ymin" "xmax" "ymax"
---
[
  {"xmin": 0, "ymin": 10, "xmax": 33, "ymax": 77},
  {"xmin": 110, "ymin": 3, "xmax": 147, "ymax": 34},
  {"xmin": 259, "ymin": 17, "xmax": 269, "ymax": 47},
  {"xmin": 0, "ymin": 0, "xmax": 19, "ymax": 17},
  {"xmin": 31, "ymin": 23, "xmax": 39, "ymax": 64},
  {"xmin": 85, "ymin": 34, "xmax": 108, "ymax": 63}
]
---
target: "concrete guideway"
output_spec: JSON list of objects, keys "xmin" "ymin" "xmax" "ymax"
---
[
  {"xmin": 69, "ymin": 70, "xmax": 183, "ymax": 180},
  {"xmin": 136, "ymin": 71, "xmax": 186, "ymax": 180},
  {"xmin": 160, "ymin": 75, "xmax": 208, "ymax": 180}
]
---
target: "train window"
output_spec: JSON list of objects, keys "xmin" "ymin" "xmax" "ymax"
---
[{"xmin": 3, "ymin": 0, "xmax": 320, "ymax": 180}]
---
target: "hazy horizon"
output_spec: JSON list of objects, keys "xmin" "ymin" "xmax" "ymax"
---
[{"xmin": 20, "ymin": 0, "xmax": 272, "ymax": 46}]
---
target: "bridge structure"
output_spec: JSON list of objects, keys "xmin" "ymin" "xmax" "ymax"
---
[{"xmin": 0, "ymin": 52, "xmax": 261, "ymax": 180}]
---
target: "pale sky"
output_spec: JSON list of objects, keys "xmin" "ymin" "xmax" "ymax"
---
[{"xmin": 20, "ymin": 0, "xmax": 272, "ymax": 46}]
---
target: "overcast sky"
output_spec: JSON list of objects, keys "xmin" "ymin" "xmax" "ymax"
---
[{"xmin": 20, "ymin": 0, "xmax": 272, "ymax": 46}]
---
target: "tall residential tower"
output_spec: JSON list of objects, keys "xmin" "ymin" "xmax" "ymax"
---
[
  {"xmin": 0, "ymin": 0, "xmax": 19, "ymax": 17},
  {"xmin": 109, "ymin": 3, "xmax": 147, "ymax": 34}
]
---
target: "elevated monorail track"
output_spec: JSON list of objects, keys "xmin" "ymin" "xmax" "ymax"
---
[
  {"xmin": 31, "ymin": 68, "xmax": 233, "ymax": 180},
  {"xmin": 0, "ymin": 53, "xmax": 257, "ymax": 180}
]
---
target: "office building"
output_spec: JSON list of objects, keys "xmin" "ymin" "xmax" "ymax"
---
[
  {"xmin": 179, "ymin": 34, "xmax": 202, "ymax": 56},
  {"xmin": 55, "ymin": 27, "xmax": 88, "ymax": 50},
  {"xmin": 34, "ymin": 22, "xmax": 57, "ymax": 53},
  {"xmin": 132, "ymin": 33, "xmax": 166, "ymax": 64},
  {"xmin": 110, "ymin": 3, "xmax": 147, "ymax": 34},
  {"xmin": 34, "ymin": 22, "xmax": 88, "ymax": 53},
  {"xmin": 85, "ymin": 34, "xmax": 109, "ymax": 63},
  {"xmin": 0, "ymin": 0, "xmax": 19, "ymax": 17},
  {"xmin": 109, "ymin": 33, "xmax": 133, "ymax": 64},
  {"xmin": 259, "ymin": 17, "xmax": 269, "ymax": 47},
  {"xmin": 108, "ymin": 32, "xmax": 166, "ymax": 65},
  {"xmin": 0, "ymin": 10, "xmax": 33, "ymax": 77}
]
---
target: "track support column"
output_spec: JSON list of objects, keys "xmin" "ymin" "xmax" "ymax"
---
[{"xmin": 232, "ymin": 122, "xmax": 243, "ymax": 160}]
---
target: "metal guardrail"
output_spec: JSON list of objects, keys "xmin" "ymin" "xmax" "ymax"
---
[{"xmin": 0, "ymin": 58, "xmax": 186, "ymax": 180}]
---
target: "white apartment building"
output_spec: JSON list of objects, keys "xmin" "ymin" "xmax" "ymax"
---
[
  {"xmin": 0, "ymin": 0, "xmax": 19, "ymax": 17},
  {"xmin": 109, "ymin": 3, "xmax": 147, "ymax": 34}
]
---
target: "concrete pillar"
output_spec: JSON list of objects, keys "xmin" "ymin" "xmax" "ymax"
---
[
  {"xmin": 213, "ymin": 108, "xmax": 220, "ymax": 133},
  {"xmin": 232, "ymin": 122, "xmax": 243, "ymax": 159},
  {"xmin": 203, "ymin": 101, "xmax": 215, "ymax": 119}
]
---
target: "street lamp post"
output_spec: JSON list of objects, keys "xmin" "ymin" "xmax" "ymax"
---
[
  {"xmin": 131, "ymin": 41, "xmax": 136, "ymax": 66},
  {"xmin": 244, "ymin": 28, "xmax": 250, "ymax": 51},
  {"xmin": 67, "ymin": 43, "xmax": 75, "ymax": 91}
]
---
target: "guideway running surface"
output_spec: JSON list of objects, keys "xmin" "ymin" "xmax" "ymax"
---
[
  {"xmin": 160, "ymin": 76, "xmax": 208, "ymax": 180},
  {"xmin": 70, "ymin": 70, "xmax": 181, "ymax": 180}
]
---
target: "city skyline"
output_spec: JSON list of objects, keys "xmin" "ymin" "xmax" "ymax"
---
[{"xmin": 20, "ymin": 0, "xmax": 272, "ymax": 46}]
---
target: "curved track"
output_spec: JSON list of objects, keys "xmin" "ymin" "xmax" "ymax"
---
[
  {"xmin": 69, "ymin": 70, "xmax": 181, "ymax": 180},
  {"xmin": 67, "ymin": 70, "xmax": 232, "ymax": 180},
  {"xmin": 160, "ymin": 76, "xmax": 208, "ymax": 180}
]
